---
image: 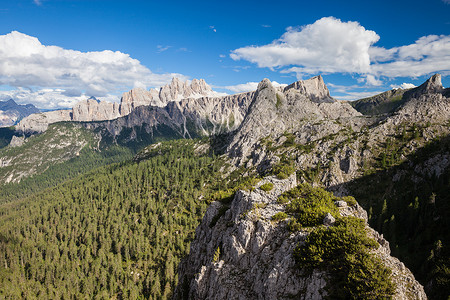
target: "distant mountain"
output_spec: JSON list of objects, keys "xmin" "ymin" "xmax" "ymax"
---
[
  {"xmin": 17, "ymin": 78, "xmax": 224, "ymax": 133},
  {"xmin": 350, "ymin": 74, "xmax": 448, "ymax": 116},
  {"xmin": 0, "ymin": 99, "xmax": 40, "ymax": 127}
]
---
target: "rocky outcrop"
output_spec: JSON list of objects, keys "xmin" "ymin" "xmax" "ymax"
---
[
  {"xmin": 283, "ymin": 75, "xmax": 333, "ymax": 103},
  {"xmin": 16, "ymin": 109, "xmax": 71, "ymax": 133},
  {"xmin": 72, "ymin": 97, "xmax": 120, "ymax": 122},
  {"xmin": 404, "ymin": 74, "xmax": 444, "ymax": 99},
  {"xmin": 227, "ymin": 77, "xmax": 360, "ymax": 163},
  {"xmin": 82, "ymin": 91, "xmax": 255, "ymax": 141},
  {"xmin": 16, "ymin": 78, "xmax": 224, "ymax": 133},
  {"xmin": 119, "ymin": 78, "xmax": 220, "ymax": 116},
  {"xmin": 174, "ymin": 175, "xmax": 426, "ymax": 299},
  {"xmin": 8, "ymin": 135, "xmax": 25, "ymax": 147},
  {"xmin": 119, "ymin": 88, "xmax": 161, "ymax": 116}
]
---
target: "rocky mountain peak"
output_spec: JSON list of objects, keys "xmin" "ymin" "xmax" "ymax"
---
[
  {"xmin": 159, "ymin": 77, "xmax": 215, "ymax": 103},
  {"xmin": 404, "ymin": 73, "xmax": 444, "ymax": 100},
  {"xmin": 284, "ymin": 75, "xmax": 333, "ymax": 103},
  {"xmin": 423, "ymin": 73, "xmax": 443, "ymax": 92},
  {"xmin": 87, "ymin": 96, "xmax": 100, "ymax": 103},
  {"xmin": 227, "ymin": 76, "xmax": 359, "ymax": 163}
]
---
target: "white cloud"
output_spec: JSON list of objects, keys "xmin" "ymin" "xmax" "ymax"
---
[
  {"xmin": 210, "ymin": 26, "xmax": 217, "ymax": 33},
  {"xmin": 443, "ymin": 0, "xmax": 450, "ymax": 4},
  {"xmin": 33, "ymin": 0, "xmax": 42, "ymax": 6},
  {"xmin": 390, "ymin": 83, "xmax": 416, "ymax": 89},
  {"xmin": 157, "ymin": 45, "xmax": 171, "ymax": 53},
  {"xmin": 0, "ymin": 88, "xmax": 119, "ymax": 110},
  {"xmin": 231, "ymin": 17, "xmax": 379, "ymax": 76},
  {"xmin": 0, "ymin": 31, "xmax": 187, "ymax": 108},
  {"xmin": 334, "ymin": 90, "xmax": 385, "ymax": 101},
  {"xmin": 225, "ymin": 80, "xmax": 287, "ymax": 93},
  {"xmin": 230, "ymin": 17, "xmax": 450, "ymax": 85},
  {"xmin": 370, "ymin": 35, "xmax": 450, "ymax": 78},
  {"xmin": 363, "ymin": 74, "xmax": 383, "ymax": 86}
]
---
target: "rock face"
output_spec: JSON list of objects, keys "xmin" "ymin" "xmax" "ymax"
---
[
  {"xmin": 72, "ymin": 97, "xmax": 120, "ymax": 122},
  {"xmin": 82, "ymin": 91, "xmax": 255, "ymax": 141},
  {"xmin": 227, "ymin": 76, "xmax": 360, "ymax": 163},
  {"xmin": 174, "ymin": 175, "xmax": 426, "ymax": 299},
  {"xmin": 16, "ymin": 110, "xmax": 72, "ymax": 133},
  {"xmin": 283, "ymin": 75, "xmax": 333, "ymax": 103},
  {"xmin": 119, "ymin": 88, "xmax": 161, "ymax": 116},
  {"xmin": 16, "ymin": 78, "xmax": 223, "ymax": 133},
  {"xmin": 0, "ymin": 99, "xmax": 40, "ymax": 127},
  {"xmin": 119, "ymin": 78, "xmax": 220, "ymax": 116}
]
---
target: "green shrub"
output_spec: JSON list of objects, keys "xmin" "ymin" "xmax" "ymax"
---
[
  {"xmin": 295, "ymin": 217, "xmax": 396, "ymax": 299},
  {"xmin": 341, "ymin": 196, "xmax": 357, "ymax": 206},
  {"xmin": 272, "ymin": 163, "xmax": 295, "ymax": 179},
  {"xmin": 272, "ymin": 212, "xmax": 288, "ymax": 222},
  {"xmin": 280, "ymin": 184, "xmax": 339, "ymax": 227},
  {"xmin": 287, "ymin": 219, "xmax": 302, "ymax": 231},
  {"xmin": 213, "ymin": 247, "xmax": 221, "ymax": 263},
  {"xmin": 276, "ymin": 93, "xmax": 282, "ymax": 109},
  {"xmin": 260, "ymin": 182, "xmax": 274, "ymax": 192}
]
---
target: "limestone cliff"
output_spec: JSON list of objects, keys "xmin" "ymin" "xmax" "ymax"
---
[
  {"xmin": 82, "ymin": 91, "xmax": 255, "ymax": 142},
  {"xmin": 16, "ymin": 109, "xmax": 72, "ymax": 133},
  {"xmin": 226, "ymin": 76, "xmax": 360, "ymax": 164},
  {"xmin": 174, "ymin": 175, "xmax": 426, "ymax": 299},
  {"xmin": 16, "ymin": 78, "xmax": 223, "ymax": 133},
  {"xmin": 72, "ymin": 97, "xmax": 120, "ymax": 122}
]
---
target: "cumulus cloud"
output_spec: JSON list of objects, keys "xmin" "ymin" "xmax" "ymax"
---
[
  {"xmin": 334, "ymin": 90, "xmax": 385, "ymax": 101},
  {"xmin": 231, "ymin": 17, "xmax": 380, "ymax": 76},
  {"xmin": 370, "ymin": 35, "xmax": 450, "ymax": 78},
  {"xmin": 390, "ymin": 83, "xmax": 416, "ymax": 89},
  {"xmin": 225, "ymin": 81, "xmax": 287, "ymax": 93},
  {"xmin": 230, "ymin": 17, "xmax": 450, "ymax": 85},
  {"xmin": 0, "ymin": 31, "xmax": 187, "ymax": 108},
  {"xmin": 0, "ymin": 88, "xmax": 119, "ymax": 110}
]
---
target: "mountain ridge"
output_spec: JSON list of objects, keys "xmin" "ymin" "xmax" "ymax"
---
[{"xmin": 0, "ymin": 99, "xmax": 40, "ymax": 127}]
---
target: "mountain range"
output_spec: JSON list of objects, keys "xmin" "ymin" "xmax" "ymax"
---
[
  {"xmin": 0, "ymin": 99, "xmax": 40, "ymax": 127},
  {"xmin": 0, "ymin": 74, "xmax": 449, "ymax": 299}
]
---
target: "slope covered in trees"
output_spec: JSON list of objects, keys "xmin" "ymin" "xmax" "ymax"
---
[{"xmin": 0, "ymin": 140, "xmax": 225, "ymax": 299}]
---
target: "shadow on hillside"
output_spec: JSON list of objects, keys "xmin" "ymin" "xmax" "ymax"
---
[{"xmin": 331, "ymin": 135, "xmax": 450, "ymax": 299}]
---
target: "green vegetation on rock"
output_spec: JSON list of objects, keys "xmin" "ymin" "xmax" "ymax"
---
[
  {"xmin": 295, "ymin": 217, "xmax": 396, "ymax": 299},
  {"xmin": 279, "ymin": 183, "xmax": 339, "ymax": 227},
  {"xmin": 260, "ymin": 182, "xmax": 274, "ymax": 192}
]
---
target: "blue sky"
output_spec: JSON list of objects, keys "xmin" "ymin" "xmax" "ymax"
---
[{"xmin": 0, "ymin": 0, "xmax": 449, "ymax": 109}]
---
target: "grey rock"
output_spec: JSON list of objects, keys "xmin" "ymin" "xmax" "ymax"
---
[
  {"xmin": 16, "ymin": 110, "xmax": 72, "ymax": 133},
  {"xmin": 8, "ymin": 135, "xmax": 25, "ymax": 147},
  {"xmin": 322, "ymin": 213, "xmax": 335, "ymax": 226},
  {"xmin": 174, "ymin": 175, "xmax": 426, "ymax": 300},
  {"xmin": 72, "ymin": 97, "xmax": 120, "ymax": 122}
]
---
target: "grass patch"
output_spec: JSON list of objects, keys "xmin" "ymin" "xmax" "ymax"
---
[
  {"xmin": 260, "ymin": 182, "xmax": 274, "ymax": 192},
  {"xmin": 272, "ymin": 212, "xmax": 288, "ymax": 222}
]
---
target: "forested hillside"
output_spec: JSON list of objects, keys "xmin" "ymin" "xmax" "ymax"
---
[{"xmin": 0, "ymin": 140, "xmax": 228, "ymax": 299}]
